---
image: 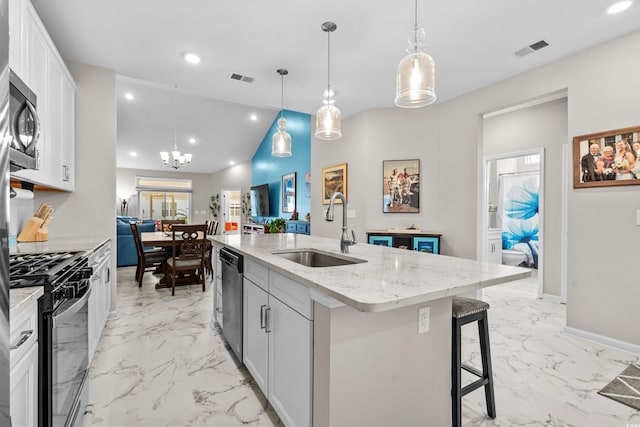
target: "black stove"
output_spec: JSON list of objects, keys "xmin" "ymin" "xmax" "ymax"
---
[{"xmin": 9, "ymin": 251, "xmax": 93, "ymax": 427}]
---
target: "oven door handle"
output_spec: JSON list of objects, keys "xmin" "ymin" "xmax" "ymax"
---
[{"xmin": 52, "ymin": 286, "xmax": 90, "ymax": 328}]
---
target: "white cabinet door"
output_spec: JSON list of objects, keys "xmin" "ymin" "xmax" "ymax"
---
[
  {"xmin": 47, "ymin": 53, "xmax": 63, "ymax": 187},
  {"xmin": 10, "ymin": 342, "xmax": 38, "ymax": 427},
  {"xmin": 243, "ymin": 278, "xmax": 269, "ymax": 396},
  {"xmin": 268, "ymin": 296, "xmax": 312, "ymax": 427},
  {"xmin": 487, "ymin": 238, "xmax": 502, "ymax": 264},
  {"xmin": 8, "ymin": 0, "xmax": 24, "ymax": 75},
  {"xmin": 60, "ymin": 75, "xmax": 75, "ymax": 190}
]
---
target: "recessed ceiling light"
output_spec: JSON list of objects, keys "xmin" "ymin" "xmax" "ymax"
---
[
  {"xmin": 183, "ymin": 52, "xmax": 201, "ymax": 64},
  {"xmin": 189, "ymin": 138, "xmax": 196, "ymax": 144},
  {"xmin": 124, "ymin": 92, "xmax": 134, "ymax": 100},
  {"xmin": 250, "ymin": 114, "xmax": 258, "ymax": 122},
  {"xmin": 229, "ymin": 161, "xmax": 235, "ymax": 166},
  {"xmin": 607, "ymin": 0, "xmax": 632, "ymax": 14},
  {"xmin": 129, "ymin": 151, "xmax": 137, "ymax": 157}
]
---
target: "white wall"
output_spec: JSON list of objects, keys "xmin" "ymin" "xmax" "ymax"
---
[
  {"xmin": 483, "ymin": 98, "xmax": 568, "ymax": 297},
  {"xmin": 311, "ymin": 30, "xmax": 640, "ymax": 346},
  {"xmin": 35, "ymin": 61, "xmax": 118, "ymax": 310},
  {"xmin": 116, "ymin": 167, "xmax": 214, "ymax": 225}
]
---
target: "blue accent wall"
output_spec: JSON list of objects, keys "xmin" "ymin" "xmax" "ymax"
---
[{"xmin": 252, "ymin": 109, "xmax": 311, "ymax": 221}]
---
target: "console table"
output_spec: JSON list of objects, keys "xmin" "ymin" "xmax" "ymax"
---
[
  {"xmin": 366, "ymin": 229, "xmax": 442, "ymax": 254},
  {"xmin": 285, "ymin": 220, "xmax": 310, "ymax": 235}
]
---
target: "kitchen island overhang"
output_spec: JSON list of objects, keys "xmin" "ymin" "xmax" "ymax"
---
[{"xmin": 211, "ymin": 233, "xmax": 531, "ymax": 426}]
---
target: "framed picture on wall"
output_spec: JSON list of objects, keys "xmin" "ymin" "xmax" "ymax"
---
[
  {"xmin": 383, "ymin": 159, "xmax": 420, "ymax": 213},
  {"xmin": 573, "ymin": 125, "xmax": 640, "ymax": 188},
  {"xmin": 322, "ymin": 163, "xmax": 348, "ymax": 204},
  {"xmin": 282, "ymin": 172, "xmax": 296, "ymax": 213}
]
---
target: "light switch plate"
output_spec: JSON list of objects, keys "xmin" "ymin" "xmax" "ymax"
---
[
  {"xmin": 418, "ymin": 307, "xmax": 430, "ymax": 334},
  {"xmin": 347, "ymin": 209, "xmax": 356, "ymax": 218}
]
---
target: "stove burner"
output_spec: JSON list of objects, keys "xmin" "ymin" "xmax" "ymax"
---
[{"xmin": 9, "ymin": 251, "xmax": 86, "ymax": 286}]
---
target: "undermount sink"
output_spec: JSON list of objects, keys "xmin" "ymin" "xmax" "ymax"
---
[{"xmin": 272, "ymin": 248, "xmax": 367, "ymax": 268}]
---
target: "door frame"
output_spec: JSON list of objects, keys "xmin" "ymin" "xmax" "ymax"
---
[
  {"xmin": 221, "ymin": 188, "xmax": 242, "ymax": 235},
  {"xmin": 481, "ymin": 148, "xmax": 545, "ymax": 299}
]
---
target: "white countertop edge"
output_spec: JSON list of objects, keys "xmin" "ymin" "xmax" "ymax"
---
[
  {"xmin": 10, "ymin": 287, "xmax": 44, "ymax": 317},
  {"xmin": 10, "ymin": 237, "xmax": 110, "ymax": 255}
]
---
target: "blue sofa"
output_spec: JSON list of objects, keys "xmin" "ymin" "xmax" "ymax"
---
[{"xmin": 116, "ymin": 216, "xmax": 157, "ymax": 267}]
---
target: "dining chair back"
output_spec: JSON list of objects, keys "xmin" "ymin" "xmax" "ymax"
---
[
  {"xmin": 166, "ymin": 224, "xmax": 208, "ymax": 296},
  {"xmin": 130, "ymin": 222, "xmax": 166, "ymax": 287},
  {"xmin": 161, "ymin": 218, "xmax": 186, "ymax": 232}
]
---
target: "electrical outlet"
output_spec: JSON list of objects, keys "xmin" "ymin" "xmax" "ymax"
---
[
  {"xmin": 418, "ymin": 306, "xmax": 430, "ymax": 334},
  {"xmin": 347, "ymin": 209, "xmax": 356, "ymax": 218},
  {"xmin": 637, "ymin": 209, "xmax": 640, "ymax": 226}
]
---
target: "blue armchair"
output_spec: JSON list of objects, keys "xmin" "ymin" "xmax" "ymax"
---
[{"xmin": 116, "ymin": 217, "xmax": 157, "ymax": 267}]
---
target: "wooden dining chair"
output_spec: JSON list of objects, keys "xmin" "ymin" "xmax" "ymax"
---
[
  {"xmin": 160, "ymin": 218, "xmax": 186, "ymax": 232},
  {"xmin": 166, "ymin": 224, "xmax": 208, "ymax": 296},
  {"xmin": 130, "ymin": 222, "xmax": 166, "ymax": 287},
  {"xmin": 204, "ymin": 220, "xmax": 219, "ymax": 277}
]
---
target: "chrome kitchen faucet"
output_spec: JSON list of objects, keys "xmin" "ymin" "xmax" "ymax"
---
[{"xmin": 324, "ymin": 192, "xmax": 356, "ymax": 253}]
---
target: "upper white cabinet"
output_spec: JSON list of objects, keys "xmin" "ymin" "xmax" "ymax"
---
[{"xmin": 9, "ymin": 0, "xmax": 76, "ymax": 191}]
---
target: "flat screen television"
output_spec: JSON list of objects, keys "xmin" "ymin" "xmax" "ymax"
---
[{"xmin": 250, "ymin": 183, "xmax": 270, "ymax": 217}]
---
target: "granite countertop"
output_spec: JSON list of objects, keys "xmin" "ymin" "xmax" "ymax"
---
[
  {"xmin": 10, "ymin": 287, "xmax": 44, "ymax": 317},
  {"xmin": 211, "ymin": 233, "xmax": 531, "ymax": 312},
  {"xmin": 10, "ymin": 237, "xmax": 110, "ymax": 255}
]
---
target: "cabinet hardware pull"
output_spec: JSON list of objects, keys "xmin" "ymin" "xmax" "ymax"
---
[
  {"xmin": 260, "ymin": 304, "xmax": 266, "ymax": 329},
  {"xmin": 11, "ymin": 330, "xmax": 33, "ymax": 350},
  {"xmin": 265, "ymin": 307, "xmax": 272, "ymax": 333}
]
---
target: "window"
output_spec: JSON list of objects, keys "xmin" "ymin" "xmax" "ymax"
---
[{"xmin": 135, "ymin": 176, "xmax": 192, "ymax": 222}]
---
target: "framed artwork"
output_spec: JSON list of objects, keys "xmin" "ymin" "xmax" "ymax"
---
[
  {"xmin": 368, "ymin": 235, "xmax": 393, "ymax": 247},
  {"xmin": 573, "ymin": 125, "xmax": 640, "ymax": 188},
  {"xmin": 383, "ymin": 159, "xmax": 420, "ymax": 213},
  {"xmin": 413, "ymin": 236, "xmax": 439, "ymax": 254},
  {"xmin": 282, "ymin": 172, "xmax": 296, "ymax": 213},
  {"xmin": 322, "ymin": 163, "xmax": 348, "ymax": 204}
]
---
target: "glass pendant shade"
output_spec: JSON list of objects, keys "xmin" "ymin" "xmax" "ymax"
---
[
  {"xmin": 272, "ymin": 116, "xmax": 292, "ymax": 157},
  {"xmin": 160, "ymin": 151, "xmax": 169, "ymax": 164},
  {"xmin": 315, "ymin": 104, "xmax": 342, "ymax": 140},
  {"xmin": 395, "ymin": 51, "xmax": 436, "ymax": 107}
]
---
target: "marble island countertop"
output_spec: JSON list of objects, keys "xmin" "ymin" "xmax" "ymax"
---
[
  {"xmin": 211, "ymin": 233, "xmax": 531, "ymax": 312},
  {"xmin": 10, "ymin": 286, "xmax": 43, "ymax": 317}
]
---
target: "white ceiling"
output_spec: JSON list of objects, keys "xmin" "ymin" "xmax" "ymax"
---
[{"xmin": 31, "ymin": 0, "xmax": 640, "ymax": 174}]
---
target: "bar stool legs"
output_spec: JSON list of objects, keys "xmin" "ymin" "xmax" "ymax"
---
[{"xmin": 451, "ymin": 296, "xmax": 496, "ymax": 427}]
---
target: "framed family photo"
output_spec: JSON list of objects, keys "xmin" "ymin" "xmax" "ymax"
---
[
  {"xmin": 573, "ymin": 125, "xmax": 640, "ymax": 188},
  {"xmin": 282, "ymin": 172, "xmax": 296, "ymax": 213},
  {"xmin": 383, "ymin": 159, "xmax": 420, "ymax": 213},
  {"xmin": 322, "ymin": 163, "xmax": 347, "ymax": 204}
]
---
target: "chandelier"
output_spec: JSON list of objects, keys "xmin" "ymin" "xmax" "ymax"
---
[{"xmin": 160, "ymin": 86, "xmax": 192, "ymax": 169}]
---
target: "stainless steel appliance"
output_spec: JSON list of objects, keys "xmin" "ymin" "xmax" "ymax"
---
[
  {"xmin": 220, "ymin": 247, "xmax": 243, "ymax": 363},
  {"xmin": 1, "ymin": 0, "xmax": 12, "ymax": 423},
  {"xmin": 10, "ymin": 251, "xmax": 93, "ymax": 427},
  {"xmin": 9, "ymin": 70, "xmax": 40, "ymax": 172}
]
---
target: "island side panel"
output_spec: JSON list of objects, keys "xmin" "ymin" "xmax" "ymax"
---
[{"xmin": 314, "ymin": 297, "xmax": 452, "ymax": 426}]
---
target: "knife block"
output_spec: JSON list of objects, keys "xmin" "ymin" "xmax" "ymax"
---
[{"xmin": 17, "ymin": 217, "xmax": 48, "ymax": 242}]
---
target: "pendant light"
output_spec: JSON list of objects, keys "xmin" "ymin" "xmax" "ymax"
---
[
  {"xmin": 160, "ymin": 86, "xmax": 192, "ymax": 169},
  {"xmin": 272, "ymin": 69, "xmax": 292, "ymax": 157},
  {"xmin": 395, "ymin": 0, "xmax": 436, "ymax": 108},
  {"xmin": 315, "ymin": 21, "xmax": 341, "ymax": 140}
]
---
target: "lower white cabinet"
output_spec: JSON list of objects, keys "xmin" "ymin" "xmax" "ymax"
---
[
  {"xmin": 10, "ymin": 296, "xmax": 39, "ymax": 427},
  {"xmin": 89, "ymin": 243, "xmax": 111, "ymax": 361},
  {"xmin": 242, "ymin": 261, "xmax": 313, "ymax": 427},
  {"xmin": 487, "ymin": 229, "xmax": 502, "ymax": 264}
]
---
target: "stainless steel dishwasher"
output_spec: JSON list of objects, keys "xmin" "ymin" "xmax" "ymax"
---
[{"xmin": 220, "ymin": 247, "xmax": 243, "ymax": 363}]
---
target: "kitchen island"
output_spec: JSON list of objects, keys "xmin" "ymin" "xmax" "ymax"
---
[{"xmin": 211, "ymin": 233, "xmax": 530, "ymax": 426}]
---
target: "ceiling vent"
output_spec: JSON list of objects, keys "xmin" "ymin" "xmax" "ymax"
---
[
  {"xmin": 515, "ymin": 40, "xmax": 550, "ymax": 57},
  {"xmin": 228, "ymin": 73, "xmax": 254, "ymax": 83}
]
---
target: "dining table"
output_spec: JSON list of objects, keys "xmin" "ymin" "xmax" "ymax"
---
[{"xmin": 141, "ymin": 230, "xmax": 207, "ymax": 289}]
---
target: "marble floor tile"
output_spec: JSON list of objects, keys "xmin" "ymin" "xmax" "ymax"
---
[{"xmin": 84, "ymin": 267, "xmax": 640, "ymax": 426}]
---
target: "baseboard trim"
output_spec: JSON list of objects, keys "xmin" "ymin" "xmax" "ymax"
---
[
  {"xmin": 107, "ymin": 310, "xmax": 119, "ymax": 320},
  {"xmin": 564, "ymin": 326, "xmax": 640, "ymax": 356},
  {"xmin": 542, "ymin": 293, "xmax": 563, "ymax": 304}
]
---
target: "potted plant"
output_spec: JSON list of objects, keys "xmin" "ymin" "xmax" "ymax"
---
[
  {"xmin": 269, "ymin": 218, "xmax": 286, "ymax": 233},
  {"xmin": 209, "ymin": 194, "xmax": 220, "ymax": 220}
]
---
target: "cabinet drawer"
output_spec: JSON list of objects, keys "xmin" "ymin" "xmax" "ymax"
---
[
  {"xmin": 269, "ymin": 271, "xmax": 313, "ymax": 320},
  {"xmin": 10, "ymin": 300, "xmax": 38, "ymax": 370},
  {"xmin": 244, "ymin": 258, "xmax": 268, "ymax": 291},
  {"xmin": 296, "ymin": 223, "xmax": 309, "ymax": 234},
  {"xmin": 286, "ymin": 222, "xmax": 297, "ymax": 233}
]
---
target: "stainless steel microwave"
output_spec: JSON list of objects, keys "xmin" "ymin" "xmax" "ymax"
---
[{"xmin": 9, "ymin": 69, "xmax": 40, "ymax": 172}]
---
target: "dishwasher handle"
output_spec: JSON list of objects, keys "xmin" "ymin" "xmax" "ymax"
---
[{"xmin": 220, "ymin": 248, "xmax": 243, "ymax": 273}]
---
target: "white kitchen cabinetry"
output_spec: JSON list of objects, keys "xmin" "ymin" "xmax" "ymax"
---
[
  {"xmin": 487, "ymin": 228, "xmax": 502, "ymax": 264},
  {"xmin": 242, "ymin": 260, "xmax": 312, "ymax": 427},
  {"xmin": 10, "ymin": 295, "xmax": 39, "ymax": 427},
  {"xmin": 89, "ymin": 242, "xmax": 112, "ymax": 361},
  {"xmin": 9, "ymin": 0, "xmax": 76, "ymax": 191}
]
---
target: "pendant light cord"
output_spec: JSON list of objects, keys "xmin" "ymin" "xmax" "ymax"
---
[
  {"xmin": 173, "ymin": 85, "xmax": 178, "ymax": 152},
  {"xmin": 280, "ymin": 74, "xmax": 284, "ymax": 120},
  {"xmin": 413, "ymin": 0, "xmax": 419, "ymax": 52},
  {"xmin": 327, "ymin": 30, "xmax": 331, "ymax": 96}
]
